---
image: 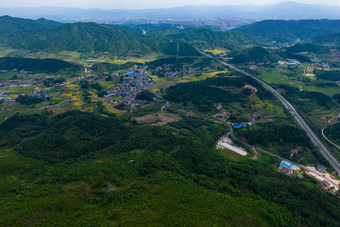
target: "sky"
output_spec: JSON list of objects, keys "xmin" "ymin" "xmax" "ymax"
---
[{"xmin": 0, "ymin": 0, "xmax": 339, "ymax": 9}]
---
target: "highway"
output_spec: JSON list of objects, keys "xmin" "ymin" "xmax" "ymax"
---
[{"xmin": 197, "ymin": 50, "xmax": 340, "ymax": 175}]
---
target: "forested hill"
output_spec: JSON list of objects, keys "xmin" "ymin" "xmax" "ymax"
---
[
  {"xmin": 0, "ymin": 16, "xmax": 61, "ymax": 46},
  {"xmin": 310, "ymin": 33, "xmax": 340, "ymax": 45},
  {"xmin": 149, "ymin": 28, "xmax": 260, "ymax": 50},
  {"xmin": 234, "ymin": 19, "xmax": 340, "ymax": 40},
  {"xmin": 0, "ymin": 111, "xmax": 339, "ymax": 225},
  {"xmin": 0, "ymin": 16, "xmax": 199, "ymax": 57},
  {"xmin": 17, "ymin": 22, "xmax": 158, "ymax": 55},
  {"xmin": 0, "ymin": 15, "xmax": 60, "ymax": 33},
  {"xmin": 0, "ymin": 57, "xmax": 83, "ymax": 74},
  {"xmin": 228, "ymin": 46, "xmax": 281, "ymax": 64}
]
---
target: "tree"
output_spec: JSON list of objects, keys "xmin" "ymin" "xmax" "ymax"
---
[{"xmin": 80, "ymin": 80, "xmax": 90, "ymax": 89}]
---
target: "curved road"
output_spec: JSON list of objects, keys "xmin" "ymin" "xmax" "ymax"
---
[
  {"xmin": 197, "ymin": 50, "xmax": 340, "ymax": 176},
  {"xmin": 321, "ymin": 128, "xmax": 340, "ymax": 150}
]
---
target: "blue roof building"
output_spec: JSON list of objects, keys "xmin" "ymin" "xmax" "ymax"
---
[
  {"xmin": 83, "ymin": 60, "xmax": 96, "ymax": 63},
  {"xmin": 316, "ymin": 165, "xmax": 326, "ymax": 173},
  {"xmin": 280, "ymin": 160, "xmax": 296, "ymax": 171},
  {"xmin": 287, "ymin": 62, "xmax": 298, "ymax": 65},
  {"xmin": 234, "ymin": 124, "xmax": 248, "ymax": 129}
]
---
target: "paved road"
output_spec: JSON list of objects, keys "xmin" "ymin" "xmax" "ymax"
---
[
  {"xmin": 321, "ymin": 128, "xmax": 340, "ymax": 150},
  {"xmin": 151, "ymin": 81, "xmax": 340, "ymax": 190},
  {"xmin": 197, "ymin": 50, "xmax": 340, "ymax": 176}
]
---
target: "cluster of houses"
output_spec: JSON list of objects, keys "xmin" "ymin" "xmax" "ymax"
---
[
  {"xmin": 44, "ymin": 80, "xmax": 66, "ymax": 87},
  {"xmin": 150, "ymin": 64, "xmax": 181, "ymax": 78},
  {"xmin": 312, "ymin": 62, "xmax": 330, "ymax": 69},
  {"xmin": 69, "ymin": 74, "xmax": 98, "ymax": 83},
  {"xmin": 278, "ymin": 160, "xmax": 336, "ymax": 191},
  {"xmin": 105, "ymin": 70, "xmax": 154, "ymax": 105},
  {"xmin": 32, "ymin": 89, "xmax": 56, "ymax": 100}
]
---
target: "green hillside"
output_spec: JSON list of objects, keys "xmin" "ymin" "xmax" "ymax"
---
[
  {"xmin": 0, "ymin": 57, "xmax": 83, "ymax": 74},
  {"xmin": 0, "ymin": 111, "xmax": 339, "ymax": 226},
  {"xmin": 277, "ymin": 50, "xmax": 311, "ymax": 63},
  {"xmin": 324, "ymin": 123, "xmax": 340, "ymax": 145},
  {"xmin": 235, "ymin": 20, "xmax": 340, "ymax": 40},
  {"xmin": 91, "ymin": 62, "xmax": 142, "ymax": 73},
  {"xmin": 150, "ymin": 28, "xmax": 260, "ymax": 50},
  {"xmin": 310, "ymin": 33, "xmax": 340, "ymax": 45},
  {"xmin": 286, "ymin": 43, "xmax": 329, "ymax": 54},
  {"xmin": 229, "ymin": 47, "xmax": 281, "ymax": 64},
  {"xmin": 0, "ymin": 16, "xmax": 60, "ymax": 47},
  {"xmin": 0, "ymin": 15, "xmax": 60, "ymax": 33},
  {"xmin": 17, "ymin": 23, "xmax": 157, "ymax": 56},
  {"xmin": 0, "ymin": 17, "xmax": 200, "ymax": 57},
  {"xmin": 315, "ymin": 69, "xmax": 340, "ymax": 82}
]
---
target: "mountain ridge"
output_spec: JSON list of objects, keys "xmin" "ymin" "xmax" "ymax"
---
[
  {"xmin": 234, "ymin": 19, "xmax": 340, "ymax": 40},
  {"xmin": 0, "ymin": 2, "xmax": 339, "ymax": 21},
  {"xmin": 0, "ymin": 16, "xmax": 200, "ymax": 57}
]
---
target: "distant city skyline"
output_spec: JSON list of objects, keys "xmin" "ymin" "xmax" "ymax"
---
[{"xmin": 0, "ymin": 0, "xmax": 339, "ymax": 9}]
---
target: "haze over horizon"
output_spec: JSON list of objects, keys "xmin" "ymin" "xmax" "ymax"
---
[{"xmin": 1, "ymin": 0, "xmax": 340, "ymax": 9}]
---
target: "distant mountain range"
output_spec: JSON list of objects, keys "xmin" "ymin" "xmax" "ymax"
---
[
  {"xmin": 0, "ymin": 16, "xmax": 339, "ymax": 59},
  {"xmin": 0, "ymin": 16, "xmax": 200, "ymax": 57},
  {"xmin": 0, "ymin": 2, "xmax": 339, "ymax": 21},
  {"xmin": 234, "ymin": 19, "xmax": 340, "ymax": 40}
]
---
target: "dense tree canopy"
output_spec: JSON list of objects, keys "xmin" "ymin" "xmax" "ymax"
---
[{"xmin": 0, "ymin": 111, "xmax": 339, "ymax": 226}]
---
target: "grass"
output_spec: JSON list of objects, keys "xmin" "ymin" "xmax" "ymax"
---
[
  {"xmin": 6, "ymin": 94, "xmax": 19, "ymax": 99},
  {"xmin": 253, "ymin": 99, "xmax": 287, "ymax": 120},
  {"xmin": 258, "ymin": 66, "xmax": 340, "ymax": 96},
  {"xmin": 84, "ymin": 106, "xmax": 94, "ymax": 112},
  {"xmin": 216, "ymin": 148, "xmax": 250, "ymax": 162},
  {"xmin": 258, "ymin": 73, "xmax": 291, "ymax": 85},
  {"xmin": 66, "ymin": 84, "xmax": 78, "ymax": 88},
  {"xmin": 50, "ymin": 98, "xmax": 64, "ymax": 104},
  {"xmin": 300, "ymin": 181, "xmax": 318, "ymax": 190},
  {"xmin": 204, "ymin": 70, "xmax": 229, "ymax": 77},
  {"xmin": 0, "ymin": 46, "xmax": 16, "ymax": 57},
  {"xmin": 0, "ymin": 72, "xmax": 16, "ymax": 81},
  {"xmin": 62, "ymin": 93, "xmax": 82, "ymax": 100},
  {"xmin": 25, "ymin": 51, "xmax": 83, "ymax": 64},
  {"xmin": 107, "ymin": 55, "xmax": 160, "ymax": 64},
  {"xmin": 2, "ymin": 87, "xmax": 20, "ymax": 92},
  {"xmin": 301, "ymin": 85, "xmax": 340, "ymax": 97},
  {"xmin": 107, "ymin": 108, "xmax": 120, "ymax": 114},
  {"xmin": 149, "ymin": 75, "xmax": 167, "ymax": 83},
  {"xmin": 203, "ymin": 49, "xmax": 227, "ymax": 55},
  {"xmin": 113, "ymin": 97, "xmax": 123, "ymax": 101},
  {"xmin": 99, "ymin": 81, "xmax": 116, "ymax": 89},
  {"xmin": 103, "ymin": 102, "xmax": 120, "ymax": 114},
  {"xmin": 73, "ymin": 101, "xmax": 84, "ymax": 107}
]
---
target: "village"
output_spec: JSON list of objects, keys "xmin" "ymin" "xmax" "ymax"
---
[
  {"xmin": 105, "ymin": 69, "xmax": 154, "ymax": 105},
  {"xmin": 0, "ymin": 58, "xmax": 339, "ymax": 199}
]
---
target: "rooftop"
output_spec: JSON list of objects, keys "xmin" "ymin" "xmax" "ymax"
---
[{"xmin": 280, "ymin": 160, "xmax": 296, "ymax": 171}]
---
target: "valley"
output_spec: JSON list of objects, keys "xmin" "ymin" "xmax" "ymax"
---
[{"xmin": 0, "ymin": 14, "xmax": 339, "ymax": 226}]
